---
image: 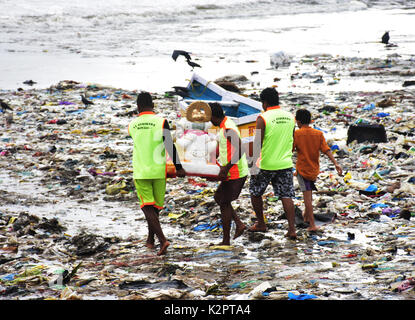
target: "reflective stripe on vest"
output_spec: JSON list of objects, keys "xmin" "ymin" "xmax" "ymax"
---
[
  {"xmin": 219, "ymin": 116, "xmax": 248, "ymax": 179},
  {"xmin": 128, "ymin": 112, "xmax": 166, "ymax": 179}
]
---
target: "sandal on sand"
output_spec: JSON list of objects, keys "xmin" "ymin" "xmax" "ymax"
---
[{"xmin": 248, "ymin": 223, "xmax": 267, "ymax": 232}]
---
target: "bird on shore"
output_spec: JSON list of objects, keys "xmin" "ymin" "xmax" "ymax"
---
[
  {"xmin": 187, "ymin": 60, "xmax": 201, "ymax": 69},
  {"xmin": 23, "ymin": 80, "xmax": 37, "ymax": 86},
  {"xmin": 172, "ymin": 86, "xmax": 189, "ymax": 97},
  {"xmin": 165, "ymin": 86, "xmax": 190, "ymax": 98},
  {"xmin": 81, "ymin": 95, "xmax": 94, "ymax": 107},
  {"xmin": 381, "ymin": 31, "xmax": 390, "ymax": 44},
  {"xmin": 172, "ymin": 50, "xmax": 201, "ymax": 70},
  {"xmin": 0, "ymin": 99, "xmax": 13, "ymax": 112}
]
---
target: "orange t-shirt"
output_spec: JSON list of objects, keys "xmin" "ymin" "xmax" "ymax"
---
[{"xmin": 293, "ymin": 126, "xmax": 330, "ymax": 181}]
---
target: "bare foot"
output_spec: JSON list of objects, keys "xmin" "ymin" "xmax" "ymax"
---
[
  {"xmin": 248, "ymin": 223, "xmax": 267, "ymax": 232},
  {"xmin": 307, "ymin": 226, "xmax": 320, "ymax": 232},
  {"xmin": 307, "ymin": 227, "xmax": 323, "ymax": 234},
  {"xmin": 146, "ymin": 235, "xmax": 155, "ymax": 249},
  {"xmin": 285, "ymin": 232, "xmax": 297, "ymax": 240},
  {"xmin": 233, "ymin": 224, "xmax": 246, "ymax": 239},
  {"xmin": 145, "ymin": 242, "xmax": 155, "ymax": 249},
  {"xmin": 157, "ymin": 241, "xmax": 170, "ymax": 256}
]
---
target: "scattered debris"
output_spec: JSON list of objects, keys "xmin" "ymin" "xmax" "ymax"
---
[{"xmin": 0, "ymin": 53, "xmax": 414, "ymax": 300}]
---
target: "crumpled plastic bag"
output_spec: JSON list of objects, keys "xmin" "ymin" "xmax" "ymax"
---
[{"xmin": 106, "ymin": 180, "xmax": 126, "ymax": 195}]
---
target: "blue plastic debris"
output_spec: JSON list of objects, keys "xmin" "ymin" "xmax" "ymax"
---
[
  {"xmin": 365, "ymin": 184, "xmax": 378, "ymax": 192},
  {"xmin": 199, "ymin": 250, "xmax": 231, "ymax": 258},
  {"xmin": 1, "ymin": 273, "xmax": 17, "ymax": 281},
  {"xmin": 317, "ymin": 240, "xmax": 337, "ymax": 246},
  {"xmin": 331, "ymin": 144, "xmax": 340, "ymax": 151},
  {"xmin": 193, "ymin": 223, "xmax": 222, "ymax": 231},
  {"xmin": 89, "ymin": 95, "xmax": 108, "ymax": 99},
  {"xmin": 370, "ymin": 203, "xmax": 389, "ymax": 209},
  {"xmin": 288, "ymin": 292, "xmax": 318, "ymax": 300},
  {"xmin": 363, "ymin": 103, "xmax": 375, "ymax": 111},
  {"xmin": 376, "ymin": 112, "xmax": 390, "ymax": 117},
  {"xmin": 66, "ymin": 109, "xmax": 85, "ymax": 114}
]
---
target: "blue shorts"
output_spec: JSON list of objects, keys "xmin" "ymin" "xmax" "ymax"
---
[{"xmin": 296, "ymin": 173, "xmax": 317, "ymax": 192}]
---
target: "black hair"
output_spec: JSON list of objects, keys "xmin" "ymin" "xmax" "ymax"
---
[
  {"xmin": 209, "ymin": 102, "xmax": 224, "ymax": 119},
  {"xmin": 295, "ymin": 109, "xmax": 311, "ymax": 125},
  {"xmin": 137, "ymin": 91, "xmax": 153, "ymax": 108},
  {"xmin": 259, "ymin": 87, "xmax": 279, "ymax": 106}
]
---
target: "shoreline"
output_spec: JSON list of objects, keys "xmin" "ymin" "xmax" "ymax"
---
[
  {"xmin": 2, "ymin": 49, "xmax": 414, "ymax": 94},
  {"xmin": 2, "ymin": 6, "xmax": 415, "ymax": 93}
]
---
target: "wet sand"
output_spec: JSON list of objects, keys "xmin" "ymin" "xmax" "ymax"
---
[{"xmin": 1, "ymin": 53, "xmax": 414, "ymax": 300}]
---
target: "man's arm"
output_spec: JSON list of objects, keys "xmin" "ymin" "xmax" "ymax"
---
[
  {"xmin": 163, "ymin": 120, "xmax": 185, "ymax": 177},
  {"xmin": 320, "ymin": 133, "xmax": 342, "ymax": 176},
  {"xmin": 323, "ymin": 149, "xmax": 343, "ymax": 176}
]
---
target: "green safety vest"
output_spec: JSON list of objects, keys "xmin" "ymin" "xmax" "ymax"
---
[
  {"xmin": 128, "ymin": 112, "xmax": 166, "ymax": 179},
  {"xmin": 219, "ymin": 116, "xmax": 248, "ymax": 179},
  {"xmin": 257, "ymin": 106, "xmax": 294, "ymax": 170}
]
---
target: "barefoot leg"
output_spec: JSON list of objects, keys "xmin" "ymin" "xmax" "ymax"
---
[
  {"xmin": 282, "ymin": 198, "xmax": 296, "ymax": 238},
  {"xmin": 219, "ymin": 203, "xmax": 232, "ymax": 245},
  {"xmin": 230, "ymin": 206, "xmax": 246, "ymax": 239},
  {"xmin": 142, "ymin": 206, "xmax": 168, "ymax": 252},
  {"xmin": 157, "ymin": 240, "xmax": 170, "ymax": 256},
  {"xmin": 303, "ymin": 190, "xmax": 318, "ymax": 231},
  {"xmin": 250, "ymin": 195, "xmax": 267, "ymax": 230}
]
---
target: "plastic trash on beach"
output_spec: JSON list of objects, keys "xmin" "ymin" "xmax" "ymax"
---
[
  {"xmin": 105, "ymin": 180, "xmax": 127, "ymax": 195},
  {"xmin": 248, "ymin": 281, "xmax": 272, "ymax": 299},
  {"xmin": 288, "ymin": 292, "xmax": 318, "ymax": 300},
  {"xmin": 270, "ymin": 51, "xmax": 291, "ymax": 69}
]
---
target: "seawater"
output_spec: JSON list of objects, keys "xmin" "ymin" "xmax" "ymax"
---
[{"xmin": 1, "ymin": 0, "xmax": 415, "ymax": 91}]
